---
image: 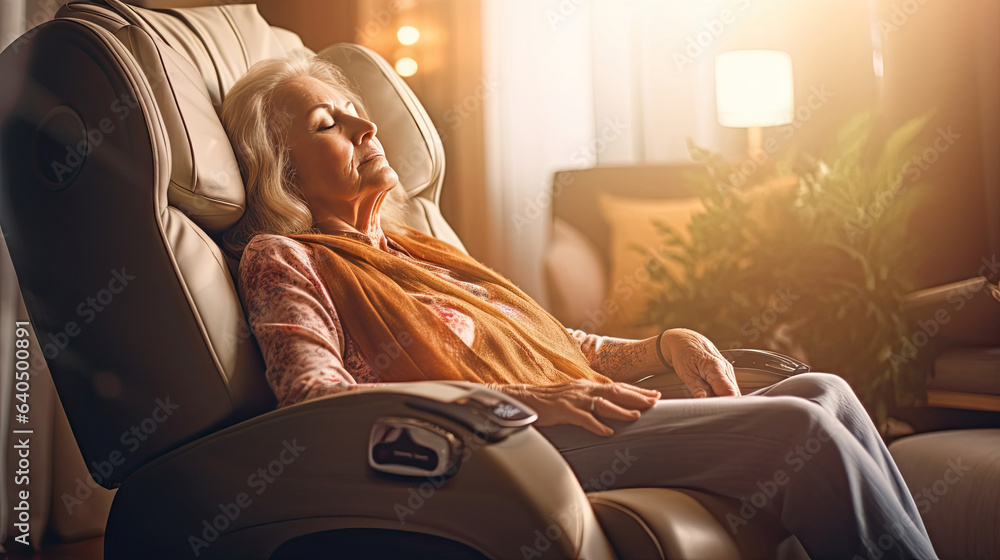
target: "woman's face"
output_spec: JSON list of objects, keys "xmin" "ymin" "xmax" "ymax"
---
[{"xmin": 274, "ymin": 75, "xmax": 398, "ymax": 218}]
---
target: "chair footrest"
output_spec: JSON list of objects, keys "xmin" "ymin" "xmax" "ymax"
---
[{"xmin": 589, "ymin": 487, "xmax": 799, "ymax": 560}]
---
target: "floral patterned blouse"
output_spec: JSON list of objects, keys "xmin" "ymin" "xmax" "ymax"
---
[{"xmin": 239, "ymin": 232, "xmax": 650, "ymax": 407}]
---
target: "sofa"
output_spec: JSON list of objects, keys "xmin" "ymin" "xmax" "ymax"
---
[{"xmin": 543, "ymin": 163, "xmax": 1000, "ymax": 560}]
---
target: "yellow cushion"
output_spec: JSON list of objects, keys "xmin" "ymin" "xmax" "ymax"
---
[{"xmin": 596, "ymin": 193, "xmax": 705, "ymax": 338}]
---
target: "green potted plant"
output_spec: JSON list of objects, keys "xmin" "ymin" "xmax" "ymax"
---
[{"xmin": 642, "ymin": 111, "xmax": 937, "ymax": 425}]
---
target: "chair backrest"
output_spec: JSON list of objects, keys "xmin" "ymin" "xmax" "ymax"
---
[{"xmin": 0, "ymin": 0, "xmax": 461, "ymax": 486}]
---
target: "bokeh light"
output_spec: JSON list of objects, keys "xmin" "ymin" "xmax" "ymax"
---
[
  {"xmin": 397, "ymin": 26, "xmax": 420, "ymax": 46},
  {"xmin": 395, "ymin": 57, "xmax": 418, "ymax": 77}
]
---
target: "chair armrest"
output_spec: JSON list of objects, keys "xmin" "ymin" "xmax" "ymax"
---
[
  {"xmin": 103, "ymin": 381, "xmax": 615, "ymax": 560},
  {"xmin": 902, "ymin": 277, "xmax": 1000, "ymax": 410},
  {"xmin": 902, "ymin": 276, "xmax": 1000, "ymax": 347},
  {"xmin": 635, "ymin": 349, "xmax": 808, "ymax": 397},
  {"xmin": 635, "ymin": 368, "xmax": 793, "ymax": 398}
]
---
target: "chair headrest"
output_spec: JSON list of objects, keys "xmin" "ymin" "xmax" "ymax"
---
[
  {"xmin": 57, "ymin": 0, "xmax": 302, "ymax": 232},
  {"xmin": 54, "ymin": 1, "xmax": 445, "ymax": 232},
  {"xmin": 114, "ymin": 1, "xmax": 294, "ymax": 107}
]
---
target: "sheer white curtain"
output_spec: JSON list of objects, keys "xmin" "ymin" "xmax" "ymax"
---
[
  {"xmin": 480, "ymin": 0, "xmax": 754, "ymax": 301},
  {"xmin": 593, "ymin": 0, "xmax": 877, "ymax": 161},
  {"xmin": 481, "ymin": 0, "xmax": 597, "ymax": 304},
  {"xmin": 482, "ymin": 0, "xmax": 877, "ymax": 300},
  {"xmin": 589, "ymin": 0, "xmax": 747, "ymax": 164}
]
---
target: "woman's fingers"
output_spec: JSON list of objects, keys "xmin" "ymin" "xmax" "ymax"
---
[
  {"xmin": 535, "ymin": 380, "xmax": 658, "ymax": 409},
  {"xmin": 678, "ymin": 360, "xmax": 739, "ymax": 398},
  {"xmin": 678, "ymin": 368, "xmax": 714, "ymax": 398},
  {"xmin": 701, "ymin": 360, "xmax": 740, "ymax": 397},
  {"xmin": 662, "ymin": 328, "xmax": 741, "ymax": 398},
  {"xmin": 496, "ymin": 381, "xmax": 657, "ymax": 437},
  {"xmin": 702, "ymin": 359, "xmax": 740, "ymax": 397},
  {"xmin": 629, "ymin": 385, "xmax": 662, "ymax": 398},
  {"xmin": 597, "ymin": 383, "xmax": 659, "ymax": 410},
  {"xmin": 534, "ymin": 399, "xmax": 615, "ymax": 436},
  {"xmin": 593, "ymin": 395, "xmax": 642, "ymax": 421},
  {"xmin": 568, "ymin": 406, "xmax": 616, "ymax": 436}
]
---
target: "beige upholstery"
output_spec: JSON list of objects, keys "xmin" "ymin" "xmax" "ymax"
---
[
  {"xmin": 590, "ymin": 489, "xmax": 743, "ymax": 560},
  {"xmin": 889, "ymin": 430, "xmax": 1000, "ymax": 560},
  {"xmin": 549, "ymin": 165, "xmax": 705, "ymax": 267},
  {"xmin": 590, "ymin": 488, "xmax": 809, "ymax": 560},
  {"xmin": 544, "ymin": 164, "xmax": 706, "ymax": 328},
  {"xmin": 103, "ymin": 382, "xmax": 616, "ymax": 559},
  {"xmin": 55, "ymin": 0, "xmax": 291, "ymax": 232},
  {"xmin": 1, "ymin": 6, "xmax": 274, "ymax": 484},
  {"xmin": 1, "ymin": 2, "xmax": 802, "ymax": 558},
  {"xmin": 544, "ymin": 217, "xmax": 606, "ymax": 329}
]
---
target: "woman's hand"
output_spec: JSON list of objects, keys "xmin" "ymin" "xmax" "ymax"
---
[
  {"xmin": 495, "ymin": 381, "xmax": 660, "ymax": 436},
  {"xmin": 659, "ymin": 328, "xmax": 740, "ymax": 398}
]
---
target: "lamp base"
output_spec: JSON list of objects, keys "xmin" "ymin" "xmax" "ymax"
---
[
  {"xmin": 732, "ymin": 128, "xmax": 778, "ymax": 189},
  {"xmin": 747, "ymin": 126, "xmax": 765, "ymax": 161}
]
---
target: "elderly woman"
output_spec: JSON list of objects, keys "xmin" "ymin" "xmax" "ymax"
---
[{"xmin": 221, "ymin": 54, "xmax": 937, "ymax": 560}]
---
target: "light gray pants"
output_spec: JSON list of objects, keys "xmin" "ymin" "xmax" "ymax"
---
[{"xmin": 537, "ymin": 373, "xmax": 939, "ymax": 560}]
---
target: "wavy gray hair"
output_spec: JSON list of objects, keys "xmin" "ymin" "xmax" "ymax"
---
[{"xmin": 220, "ymin": 53, "xmax": 407, "ymax": 256}]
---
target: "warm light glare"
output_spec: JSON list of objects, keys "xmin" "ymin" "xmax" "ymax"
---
[
  {"xmin": 395, "ymin": 57, "xmax": 418, "ymax": 77},
  {"xmin": 716, "ymin": 50, "xmax": 794, "ymax": 128},
  {"xmin": 872, "ymin": 50, "xmax": 885, "ymax": 78},
  {"xmin": 397, "ymin": 26, "xmax": 420, "ymax": 45}
]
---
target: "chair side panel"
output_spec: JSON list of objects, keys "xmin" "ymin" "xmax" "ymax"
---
[{"xmin": 0, "ymin": 20, "xmax": 271, "ymax": 486}]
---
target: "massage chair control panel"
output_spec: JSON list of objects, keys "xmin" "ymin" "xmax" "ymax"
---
[
  {"xmin": 405, "ymin": 388, "xmax": 538, "ymax": 442},
  {"xmin": 369, "ymin": 417, "xmax": 462, "ymax": 478},
  {"xmin": 368, "ymin": 388, "xmax": 537, "ymax": 478}
]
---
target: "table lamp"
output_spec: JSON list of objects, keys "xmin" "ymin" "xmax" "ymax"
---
[{"xmin": 715, "ymin": 50, "xmax": 794, "ymax": 160}]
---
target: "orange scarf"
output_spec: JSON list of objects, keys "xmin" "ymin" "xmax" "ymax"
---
[{"xmin": 289, "ymin": 227, "xmax": 612, "ymax": 386}]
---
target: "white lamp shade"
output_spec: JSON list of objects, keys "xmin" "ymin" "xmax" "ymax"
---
[{"xmin": 715, "ymin": 50, "xmax": 794, "ymax": 128}]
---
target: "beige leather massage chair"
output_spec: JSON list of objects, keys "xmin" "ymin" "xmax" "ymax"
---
[{"xmin": 0, "ymin": 2, "xmax": 810, "ymax": 558}]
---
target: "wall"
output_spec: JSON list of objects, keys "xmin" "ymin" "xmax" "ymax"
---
[
  {"xmin": 879, "ymin": 0, "xmax": 999, "ymax": 287},
  {"xmin": 354, "ymin": 0, "xmax": 492, "ymax": 266}
]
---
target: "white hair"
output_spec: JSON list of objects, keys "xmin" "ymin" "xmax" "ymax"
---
[{"xmin": 220, "ymin": 53, "xmax": 407, "ymax": 256}]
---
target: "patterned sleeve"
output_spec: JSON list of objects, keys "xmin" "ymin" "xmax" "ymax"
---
[
  {"xmin": 565, "ymin": 328, "xmax": 664, "ymax": 382},
  {"xmin": 240, "ymin": 234, "xmax": 363, "ymax": 407}
]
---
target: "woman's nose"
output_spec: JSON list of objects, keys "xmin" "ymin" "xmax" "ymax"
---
[{"xmin": 350, "ymin": 116, "xmax": 377, "ymax": 145}]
